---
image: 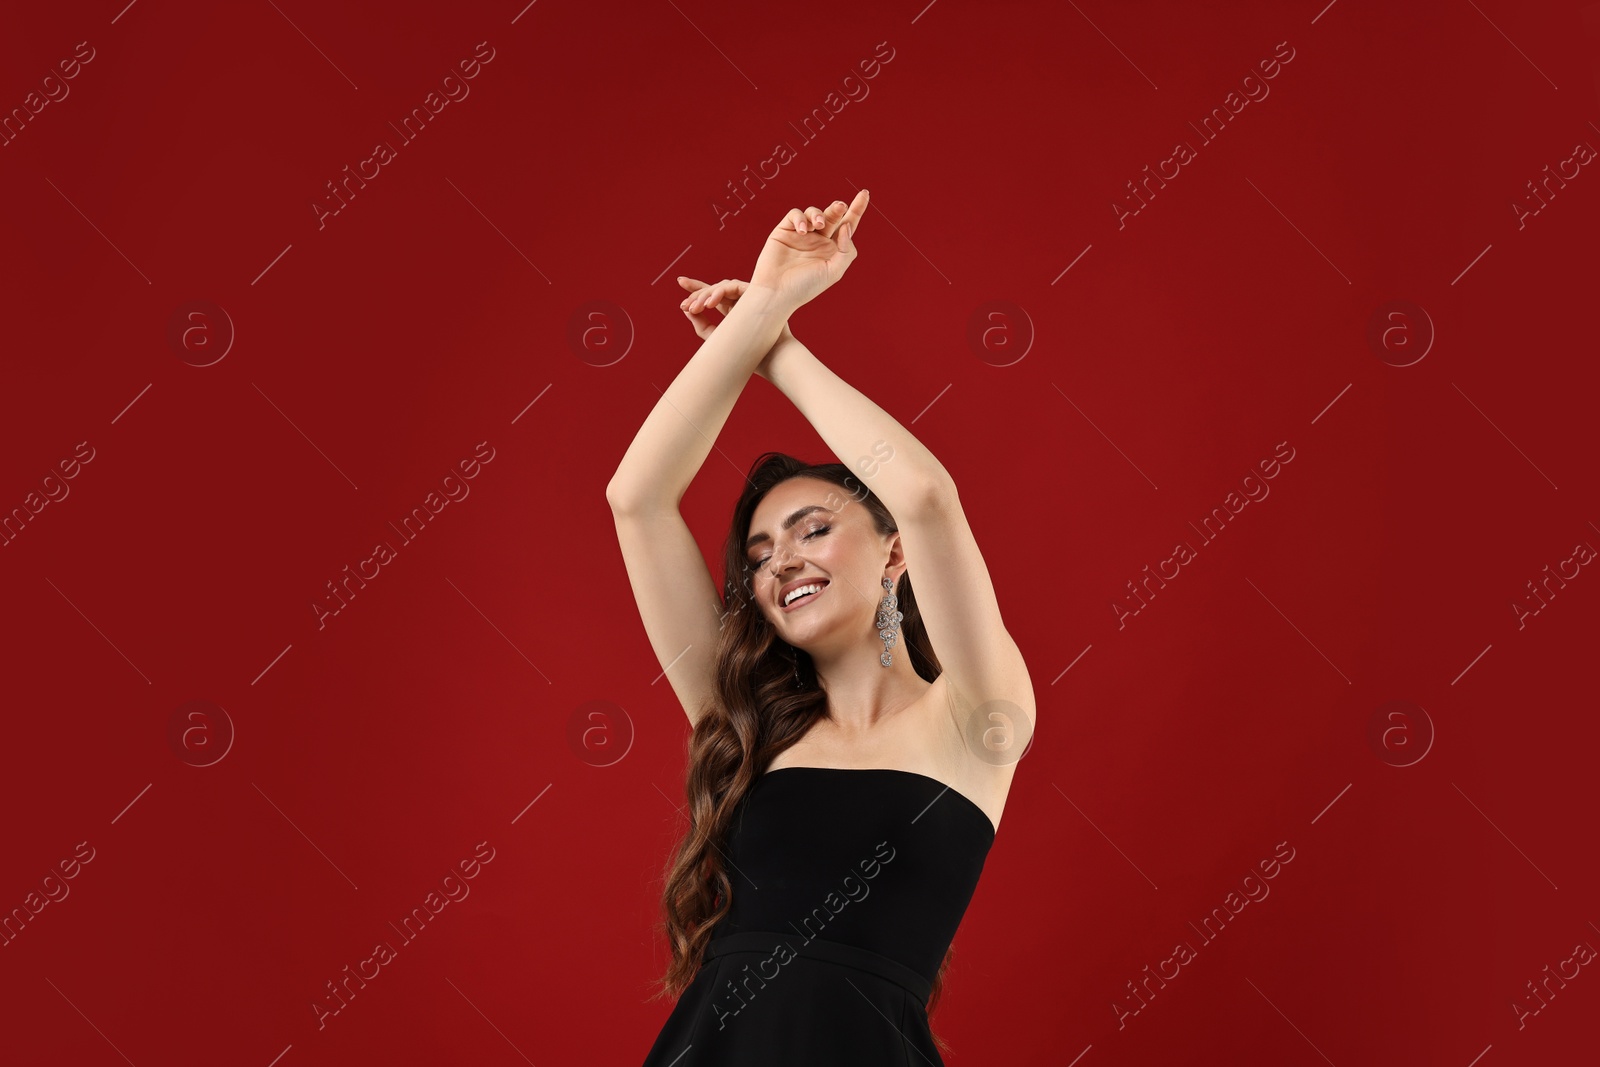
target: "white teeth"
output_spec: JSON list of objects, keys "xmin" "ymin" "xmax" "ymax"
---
[{"xmin": 784, "ymin": 583, "xmax": 825, "ymax": 606}]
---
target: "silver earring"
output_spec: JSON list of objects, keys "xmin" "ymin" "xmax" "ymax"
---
[
  {"xmin": 876, "ymin": 576, "xmax": 903, "ymax": 667},
  {"xmin": 790, "ymin": 645, "xmax": 803, "ymax": 689}
]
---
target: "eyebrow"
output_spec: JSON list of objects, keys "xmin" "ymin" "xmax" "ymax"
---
[{"xmin": 744, "ymin": 505, "xmax": 832, "ymax": 553}]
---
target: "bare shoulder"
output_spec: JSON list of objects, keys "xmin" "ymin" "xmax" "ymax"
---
[
  {"xmin": 919, "ymin": 673, "xmax": 1026, "ymax": 834},
  {"xmin": 774, "ymin": 674, "xmax": 1026, "ymax": 835}
]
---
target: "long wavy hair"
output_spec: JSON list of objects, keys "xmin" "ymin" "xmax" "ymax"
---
[{"xmin": 646, "ymin": 452, "xmax": 960, "ymax": 1053}]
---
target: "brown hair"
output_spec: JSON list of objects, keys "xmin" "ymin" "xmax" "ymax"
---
[{"xmin": 646, "ymin": 452, "xmax": 960, "ymax": 1053}]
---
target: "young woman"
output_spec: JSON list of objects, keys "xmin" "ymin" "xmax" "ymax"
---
[{"xmin": 608, "ymin": 190, "xmax": 1035, "ymax": 1065}]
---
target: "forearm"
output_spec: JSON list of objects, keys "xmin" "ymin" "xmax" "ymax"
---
[
  {"xmin": 606, "ymin": 286, "xmax": 791, "ymax": 509},
  {"xmin": 760, "ymin": 333, "xmax": 954, "ymax": 514}
]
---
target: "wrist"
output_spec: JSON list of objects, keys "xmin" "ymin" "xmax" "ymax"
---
[
  {"xmin": 734, "ymin": 282, "xmax": 799, "ymax": 319},
  {"xmin": 758, "ymin": 329, "xmax": 806, "ymax": 386}
]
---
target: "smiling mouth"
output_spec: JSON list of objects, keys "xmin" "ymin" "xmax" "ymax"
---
[{"xmin": 781, "ymin": 582, "xmax": 829, "ymax": 612}]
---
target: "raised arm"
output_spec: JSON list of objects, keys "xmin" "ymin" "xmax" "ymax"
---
[
  {"xmin": 604, "ymin": 197, "xmax": 873, "ymax": 727},
  {"xmin": 603, "ymin": 289, "xmax": 787, "ymax": 509},
  {"xmin": 758, "ymin": 324, "xmax": 1037, "ymax": 758},
  {"xmin": 737, "ymin": 194, "xmax": 953, "ymax": 518},
  {"xmin": 605, "ymin": 196, "xmax": 865, "ymax": 508}
]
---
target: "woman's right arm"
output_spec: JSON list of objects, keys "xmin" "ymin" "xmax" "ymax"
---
[
  {"xmin": 604, "ymin": 279, "xmax": 796, "ymax": 727},
  {"xmin": 603, "ymin": 199, "xmax": 862, "ymax": 723},
  {"xmin": 605, "ymin": 190, "xmax": 862, "ymax": 505},
  {"xmin": 603, "ymin": 284, "xmax": 791, "ymax": 510}
]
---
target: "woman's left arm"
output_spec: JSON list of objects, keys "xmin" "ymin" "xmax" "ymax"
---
[
  {"xmin": 757, "ymin": 331, "xmax": 954, "ymax": 515},
  {"xmin": 759, "ymin": 331, "xmax": 1038, "ymax": 750}
]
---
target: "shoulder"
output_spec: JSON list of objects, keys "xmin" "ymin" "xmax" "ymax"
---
[
  {"xmin": 932, "ymin": 672, "xmax": 1032, "ymax": 768},
  {"xmin": 923, "ymin": 673, "xmax": 1025, "ymax": 826}
]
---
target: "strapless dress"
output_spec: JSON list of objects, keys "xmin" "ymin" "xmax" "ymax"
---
[{"xmin": 640, "ymin": 766, "xmax": 997, "ymax": 1065}]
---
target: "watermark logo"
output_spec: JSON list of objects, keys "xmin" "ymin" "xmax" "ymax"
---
[
  {"xmin": 309, "ymin": 840, "xmax": 497, "ymax": 1029},
  {"xmin": 0, "ymin": 440, "xmax": 96, "ymax": 550},
  {"xmin": 567, "ymin": 699, "xmax": 635, "ymax": 768},
  {"xmin": 0, "ymin": 40, "xmax": 96, "ymax": 150},
  {"xmin": 710, "ymin": 840, "xmax": 897, "ymax": 1030},
  {"xmin": 567, "ymin": 300, "xmax": 634, "ymax": 367},
  {"xmin": 0, "ymin": 840, "xmax": 96, "ymax": 950},
  {"xmin": 167, "ymin": 300, "xmax": 235, "ymax": 367},
  {"xmin": 311, "ymin": 43, "xmax": 497, "ymax": 231},
  {"xmin": 1113, "ymin": 840, "xmax": 1297, "ymax": 1029},
  {"xmin": 710, "ymin": 41, "xmax": 896, "ymax": 229},
  {"xmin": 966, "ymin": 301, "xmax": 1034, "ymax": 367},
  {"xmin": 1510, "ymin": 536, "xmax": 1595, "ymax": 630},
  {"xmin": 1511, "ymin": 934, "xmax": 1596, "ymax": 1030},
  {"xmin": 1112, "ymin": 41, "xmax": 1298, "ymax": 229},
  {"xmin": 167, "ymin": 699, "xmax": 235, "ymax": 767},
  {"xmin": 959, "ymin": 697, "xmax": 1034, "ymax": 768},
  {"xmin": 1112, "ymin": 441, "xmax": 1296, "ymax": 629},
  {"xmin": 311, "ymin": 441, "xmax": 497, "ymax": 631},
  {"xmin": 1365, "ymin": 300, "xmax": 1433, "ymax": 367},
  {"xmin": 1510, "ymin": 134, "xmax": 1596, "ymax": 230},
  {"xmin": 1366, "ymin": 699, "xmax": 1433, "ymax": 768}
]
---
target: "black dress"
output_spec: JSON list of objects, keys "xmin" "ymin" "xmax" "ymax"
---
[{"xmin": 640, "ymin": 766, "xmax": 997, "ymax": 1066}]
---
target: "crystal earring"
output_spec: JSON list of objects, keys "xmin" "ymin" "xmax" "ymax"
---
[
  {"xmin": 876, "ymin": 575, "xmax": 903, "ymax": 667},
  {"xmin": 790, "ymin": 644, "xmax": 803, "ymax": 689}
]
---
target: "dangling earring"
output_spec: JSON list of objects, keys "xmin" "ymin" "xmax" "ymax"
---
[
  {"xmin": 789, "ymin": 644, "xmax": 804, "ymax": 689},
  {"xmin": 876, "ymin": 575, "xmax": 904, "ymax": 667}
]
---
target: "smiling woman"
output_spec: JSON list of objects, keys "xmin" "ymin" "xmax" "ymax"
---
[{"xmin": 607, "ymin": 191, "xmax": 1033, "ymax": 1065}]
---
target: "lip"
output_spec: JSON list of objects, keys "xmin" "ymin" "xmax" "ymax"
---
[{"xmin": 780, "ymin": 580, "xmax": 830, "ymax": 612}]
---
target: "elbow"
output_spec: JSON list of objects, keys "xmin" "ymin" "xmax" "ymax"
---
[
  {"xmin": 913, "ymin": 473, "xmax": 958, "ymax": 515},
  {"xmin": 606, "ymin": 478, "xmax": 671, "ymax": 514},
  {"xmin": 605, "ymin": 480, "xmax": 635, "ymax": 512},
  {"xmin": 886, "ymin": 477, "xmax": 955, "ymax": 524}
]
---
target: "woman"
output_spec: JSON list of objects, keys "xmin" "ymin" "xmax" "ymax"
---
[{"xmin": 608, "ymin": 190, "xmax": 1035, "ymax": 1064}]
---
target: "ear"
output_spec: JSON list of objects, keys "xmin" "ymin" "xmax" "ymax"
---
[{"xmin": 883, "ymin": 531, "xmax": 909, "ymax": 584}]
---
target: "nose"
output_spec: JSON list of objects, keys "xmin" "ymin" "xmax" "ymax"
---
[{"xmin": 770, "ymin": 543, "xmax": 804, "ymax": 579}]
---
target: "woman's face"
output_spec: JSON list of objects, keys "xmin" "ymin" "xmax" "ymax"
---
[{"xmin": 743, "ymin": 477, "xmax": 897, "ymax": 636}]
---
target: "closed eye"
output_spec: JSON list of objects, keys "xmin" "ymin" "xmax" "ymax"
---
[{"xmin": 754, "ymin": 525, "xmax": 830, "ymax": 571}]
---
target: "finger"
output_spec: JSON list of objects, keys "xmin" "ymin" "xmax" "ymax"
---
[
  {"xmin": 820, "ymin": 200, "xmax": 850, "ymax": 240},
  {"xmin": 680, "ymin": 278, "xmax": 713, "ymax": 316},
  {"xmin": 782, "ymin": 207, "xmax": 807, "ymax": 234},
  {"xmin": 678, "ymin": 276, "xmax": 714, "ymax": 311},
  {"xmin": 681, "ymin": 300, "xmax": 712, "ymax": 336},
  {"xmin": 803, "ymin": 206, "xmax": 827, "ymax": 232},
  {"xmin": 839, "ymin": 188, "xmax": 869, "ymax": 245},
  {"xmin": 697, "ymin": 278, "xmax": 734, "ymax": 312}
]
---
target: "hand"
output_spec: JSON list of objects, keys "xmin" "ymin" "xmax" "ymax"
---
[
  {"xmin": 747, "ymin": 190, "xmax": 870, "ymax": 313},
  {"xmin": 677, "ymin": 275, "xmax": 793, "ymax": 379}
]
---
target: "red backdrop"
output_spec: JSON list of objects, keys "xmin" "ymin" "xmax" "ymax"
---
[{"xmin": 2, "ymin": 1, "xmax": 1597, "ymax": 1064}]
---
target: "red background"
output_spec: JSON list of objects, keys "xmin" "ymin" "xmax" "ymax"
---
[{"xmin": 2, "ymin": 1, "xmax": 1597, "ymax": 1064}]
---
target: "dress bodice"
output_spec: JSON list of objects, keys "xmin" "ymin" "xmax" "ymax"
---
[{"xmin": 711, "ymin": 766, "xmax": 996, "ymax": 986}]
